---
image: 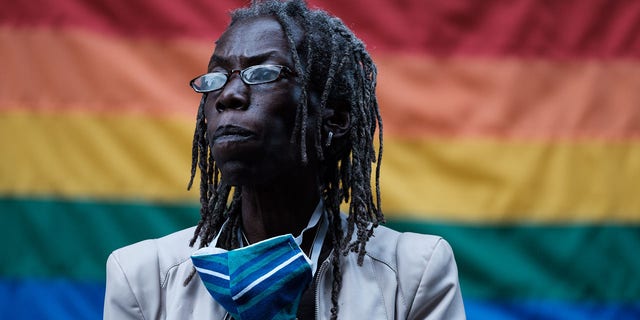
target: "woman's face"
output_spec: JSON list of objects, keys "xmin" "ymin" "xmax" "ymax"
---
[{"xmin": 203, "ymin": 16, "xmax": 312, "ymax": 187}]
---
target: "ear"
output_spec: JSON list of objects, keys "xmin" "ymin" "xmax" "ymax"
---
[{"xmin": 322, "ymin": 100, "xmax": 350, "ymax": 140}]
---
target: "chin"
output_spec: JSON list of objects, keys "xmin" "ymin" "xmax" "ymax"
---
[
  {"xmin": 218, "ymin": 161, "xmax": 301, "ymax": 189},
  {"xmin": 217, "ymin": 161, "xmax": 259, "ymax": 186}
]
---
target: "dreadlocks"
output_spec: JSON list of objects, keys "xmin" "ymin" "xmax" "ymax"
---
[{"xmin": 186, "ymin": 0, "xmax": 384, "ymax": 318}]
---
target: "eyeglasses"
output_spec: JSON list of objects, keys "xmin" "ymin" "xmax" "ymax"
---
[{"xmin": 189, "ymin": 64, "xmax": 295, "ymax": 93}]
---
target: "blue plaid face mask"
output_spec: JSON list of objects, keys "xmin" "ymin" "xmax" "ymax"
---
[
  {"xmin": 192, "ymin": 234, "xmax": 312, "ymax": 320},
  {"xmin": 191, "ymin": 203, "xmax": 328, "ymax": 320}
]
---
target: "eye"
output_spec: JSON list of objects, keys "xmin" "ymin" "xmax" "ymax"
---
[
  {"xmin": 242, "ymin": 65, "xmax": 283, "ymax": 84},
  {"xmin": 190, "ymin": 73, "xmax": 229, "ymax": 92}
]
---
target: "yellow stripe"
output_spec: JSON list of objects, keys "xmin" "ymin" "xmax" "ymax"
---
[
  {"xmin": 2, "ymin": 112, "xmax": 639, "ymax": 222},
  {"xmin": 0, "ymin": 111, "xmax": 198, "ymax": 201},
  {"xmin": 381, "ymin": 139, "xmax": 640, "ymax": 223}
]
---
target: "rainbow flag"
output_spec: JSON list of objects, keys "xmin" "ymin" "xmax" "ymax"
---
[{"xmin": 1, "ymin": 0, "xmax": 639, "ymax": 318}]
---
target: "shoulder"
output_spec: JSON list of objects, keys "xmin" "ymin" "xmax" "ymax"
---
[
  {"xmin": 365, "ymin": 224, "xmax": 447, "ymax": 271},
  {"xmin": 108, "ymin": 226, "xmax": 197, "ymax": 286},
  {"xmin": 365, "ymin": 225, "xmax": 465, "ymax": 319},
  {"xmin": 104, "ymin": 227, "xmax": 199, "ymax": 320}
]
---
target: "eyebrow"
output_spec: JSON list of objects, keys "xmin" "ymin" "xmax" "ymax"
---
[{"xmin": 208, "ymin": 50, "xmax": 290, "ymax": 70}]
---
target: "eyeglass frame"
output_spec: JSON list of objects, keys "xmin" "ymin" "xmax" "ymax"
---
[{"xmin": 189, "ymin": 64, "xmax": 296, "ymax": 93}]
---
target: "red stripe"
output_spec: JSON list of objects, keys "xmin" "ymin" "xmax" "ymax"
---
[
  {"xmin": 2, "ymin": 0, "xmax": 639, "ymax": 57},
  {"xmin": 1, "ymin": 0, "xmax": 237, "ymax": 40}
]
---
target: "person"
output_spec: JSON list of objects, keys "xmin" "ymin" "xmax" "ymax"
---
[{"xmin": 103, "ymin": 0, "xmax": 465, "ymax": 319}]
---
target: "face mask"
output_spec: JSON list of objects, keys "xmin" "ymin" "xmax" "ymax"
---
[
  {"xmin": 191, "ymin": 202, "xmax": 328, "ymax": 320},
  {"xmin": 192, "ymin": 234, "xmax": 312, "ymax": 320}
]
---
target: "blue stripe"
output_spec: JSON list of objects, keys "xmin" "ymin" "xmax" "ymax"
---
[
  {"xmin": 235, "ymin": 255, "xmax": 310, "ymax": 306},
  {"xmin": 229, "ymin": 238, "xmax": 292, "ymax": 279},
  {"xmin": 192, "ymin": 255, "xmax": 229, "ymax": 275},
  {"xmin": 3, "ymin": 279, "xmax": 639, "ymax": 319},
  {"xmin": 239, "ymin": 263, "xmax": 311, "ymax": 319},
  {"xmin": 229, "ymin": 246, "xmax": 296, "ymax": 292},
  {"xmin": 465, "ymin": 299, "xmax": 640, "ymax": 320},
  {"xmin": 197, "ymin": 272, "xmax": 229, "ymax": 291},
  {"xmin": 0, "ymin": 278, "xmax": 103, "ymax": 320}
]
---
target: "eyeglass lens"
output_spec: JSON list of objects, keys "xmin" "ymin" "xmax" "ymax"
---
[{"xmin": 190, "ymin": 65, "xmax": 286, "ymax": 93}]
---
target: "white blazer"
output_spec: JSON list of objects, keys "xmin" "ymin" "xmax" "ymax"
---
[{"xmin": 104, "ymin": 223, "xmax": 465, "ymax": 319}]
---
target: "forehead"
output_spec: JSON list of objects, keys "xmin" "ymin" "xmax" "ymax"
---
[{"xmin": 213, "ymin": 16, "xmax": 302, "ymax": 65}]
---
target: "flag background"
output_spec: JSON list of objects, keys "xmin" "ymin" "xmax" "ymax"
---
[{"xmin": 1, "ymin": 0, "xmax": 639, "ymax": 319}]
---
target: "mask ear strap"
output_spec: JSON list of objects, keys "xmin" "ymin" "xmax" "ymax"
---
[
  {"xmin": 212, "ymin": 218, "xmax": 230, "ymax": 248},
  {"xmin": 309, "ymin": 213, "xmax": 328, "ymax": 276},
  {"xmin": 293, "ymin": 201, "xmax": 324, "ymax": 246},
  {"xmin": 287, "ymin": 201, "xmax": 327, "ymax": 276}
]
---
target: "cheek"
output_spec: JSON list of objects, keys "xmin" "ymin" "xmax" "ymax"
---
[
  {"xmin": 202, "ymin": 96, "xmax": 221, "ymax": 149},
  {"xmin": 250, "ymin": 106, "xmax": 292, "ymax": 149},
  {"xmin": 255, "ymin": 85, "xmax": 299, "ymax": 129},
  {"xmin": 203, "ymin": 94, "xmax": 219, "ymax": 118},
  {"xmin": 203, "ymin": 94, "xmax": 222, "ymax": 127}
]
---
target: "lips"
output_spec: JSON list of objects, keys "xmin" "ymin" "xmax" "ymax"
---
[{"xmin": 213, "ymin": 125, "xmax": 257, "ymax": 143}]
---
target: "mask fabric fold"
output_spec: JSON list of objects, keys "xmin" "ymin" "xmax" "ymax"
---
[{"xmin": 191, "ymin": 234, "xmax": 313, "ymax": 320}]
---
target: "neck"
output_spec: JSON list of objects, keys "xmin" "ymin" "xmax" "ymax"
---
[{"xmin": 240, "ymin": 173, "xmax": 320, "ymax": 244}]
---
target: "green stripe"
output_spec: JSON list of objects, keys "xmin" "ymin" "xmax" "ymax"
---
[
  {"xmin": 0, "ymin": 196, "xmax": 198, "ymax": 280},
  {"xmin": 1, "ymin": 197, "xmax": 639, "ymax": 301},
  {"xmin": 386, "ymin": 219, "xmax": 640, "ymax": 302}
]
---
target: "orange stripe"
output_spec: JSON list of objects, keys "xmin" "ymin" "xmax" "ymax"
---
[
  {"xmin": 2, "ymin": 27, "xmax": 640, "ymax": 139},
  {"xmin": 376, "ymin": 54, "xmax": 640, "ymax": 140},
  {"xmin": 0, "ymin": 27, "xmax": 210, "ymax": 118}
]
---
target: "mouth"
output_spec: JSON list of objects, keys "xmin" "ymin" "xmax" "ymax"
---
[{"xmin": 213, "ymin": 125, "xmax": 257, "ymax": 143}]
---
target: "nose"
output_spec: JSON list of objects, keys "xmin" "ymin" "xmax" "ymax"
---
[{"xmin": 215, "ymin": 73, "xmax": 249, "ymax": 112}]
